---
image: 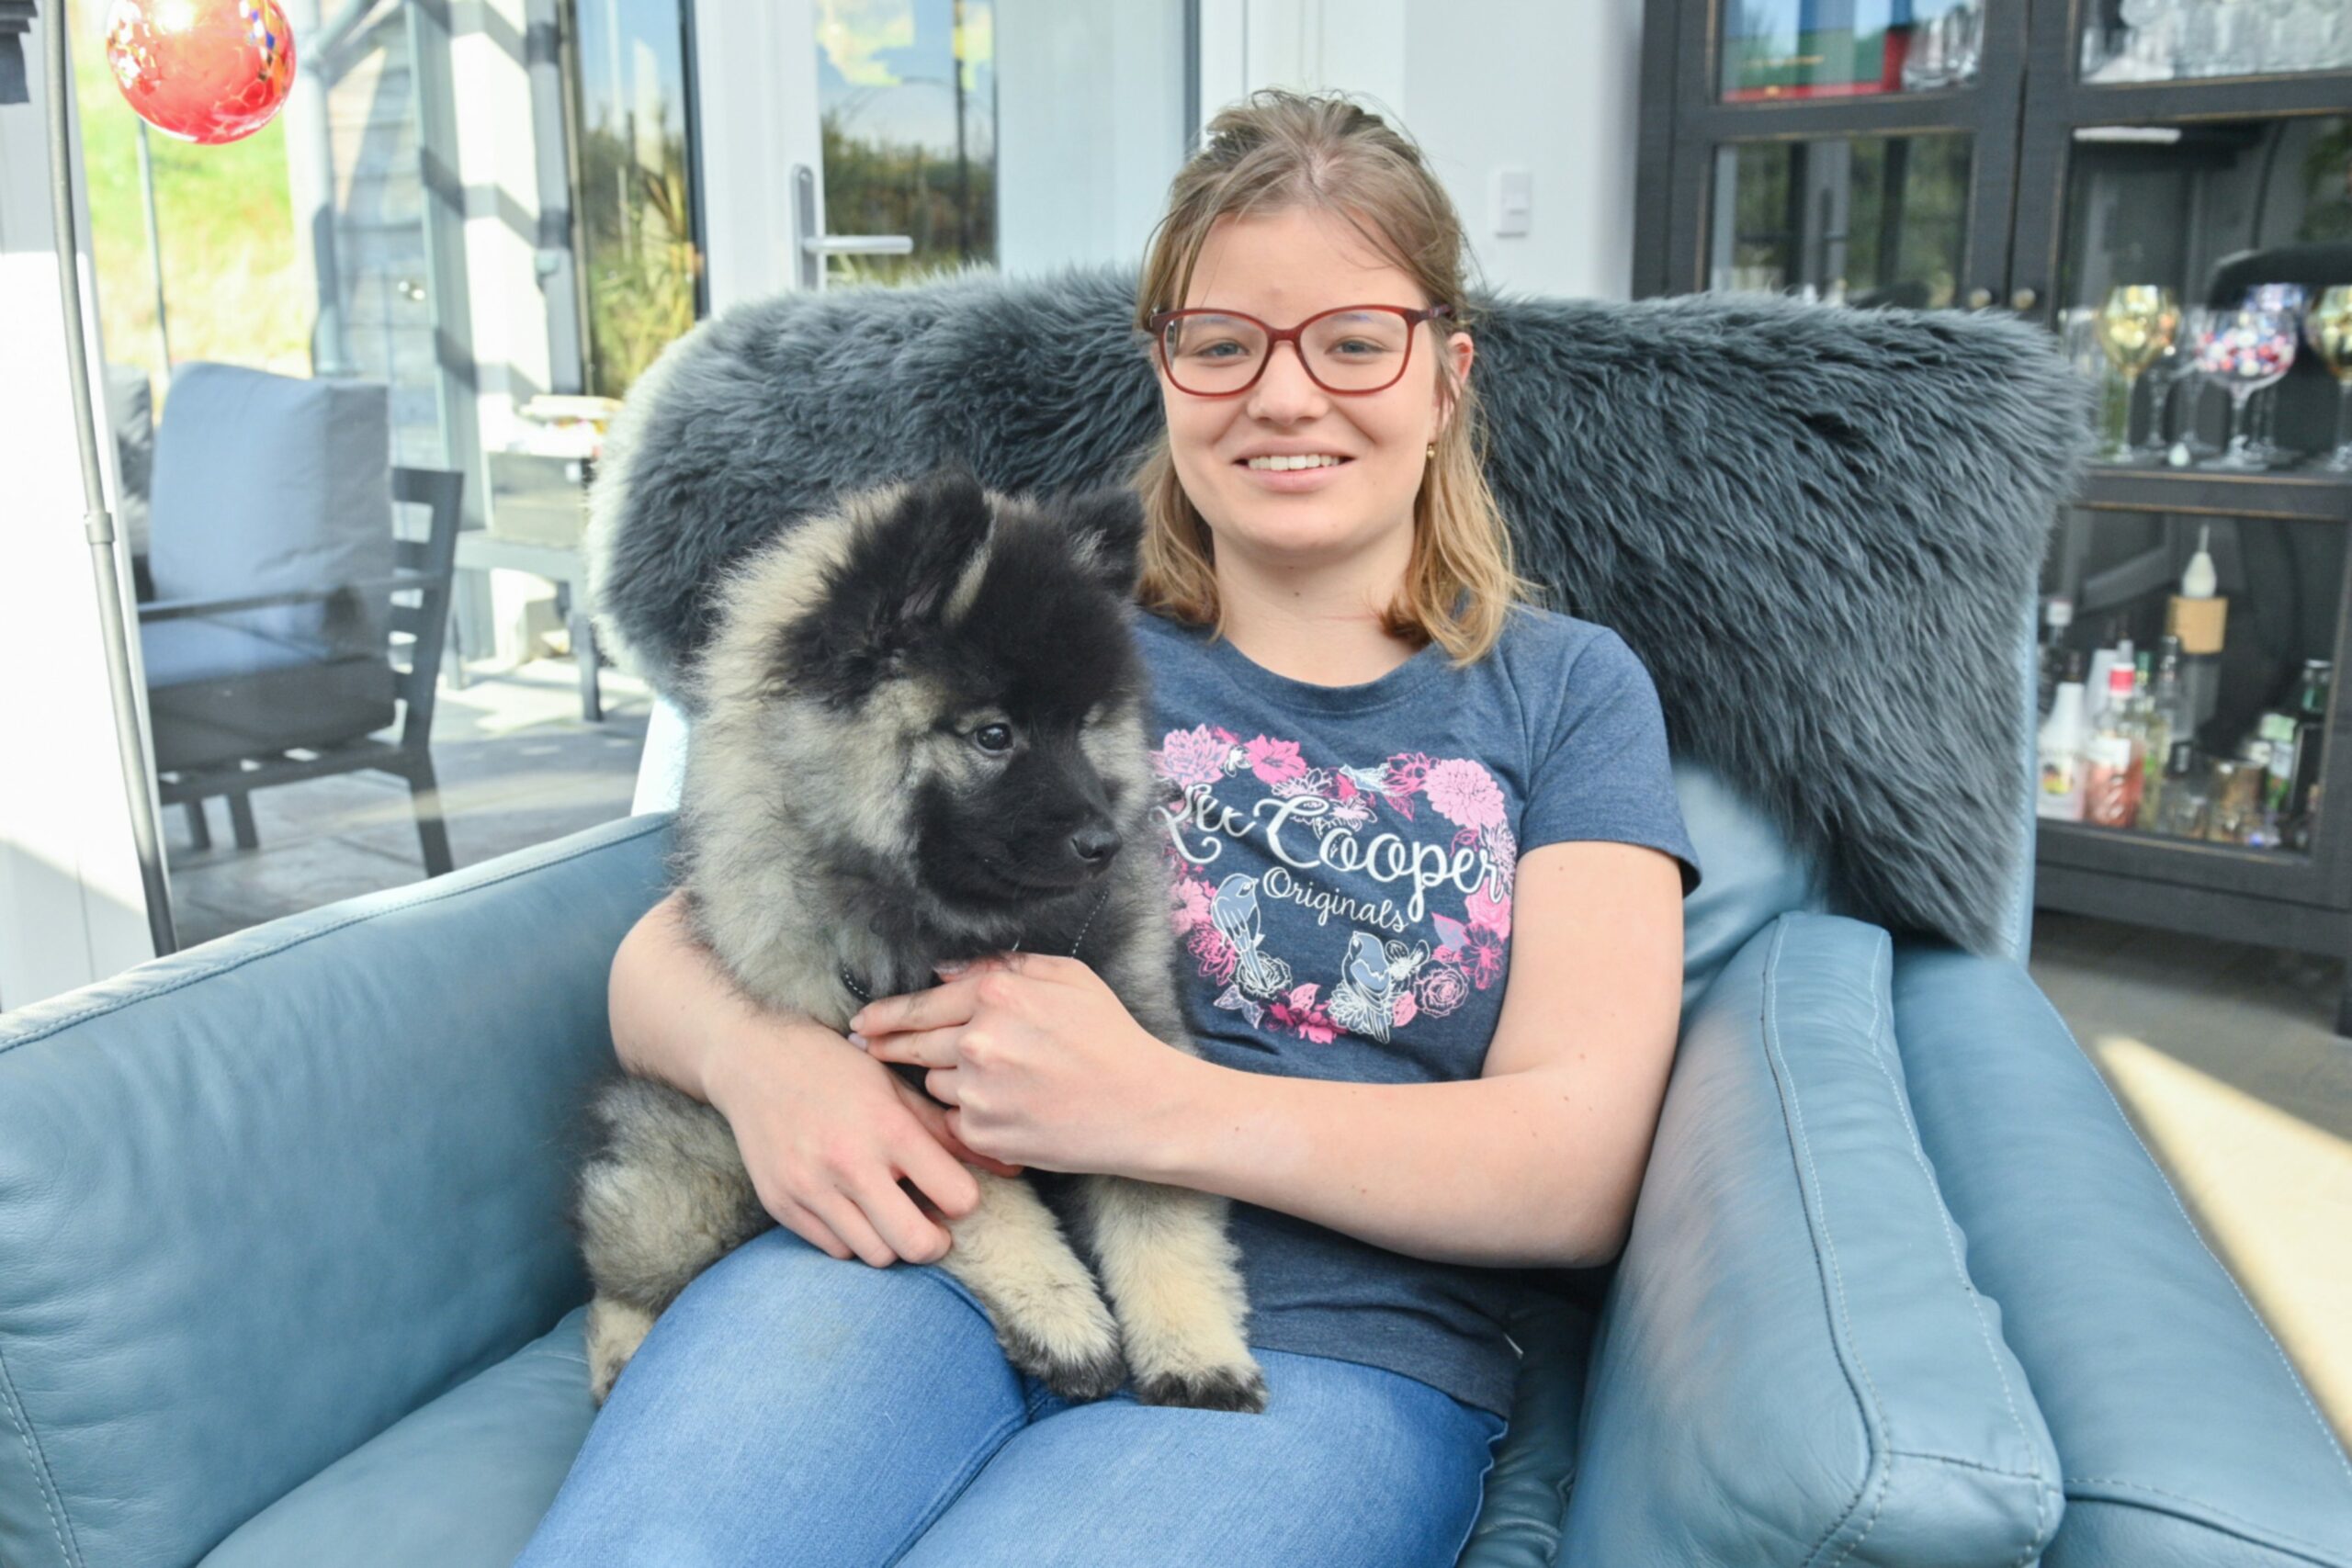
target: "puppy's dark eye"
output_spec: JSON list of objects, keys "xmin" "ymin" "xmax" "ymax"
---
[{"xmin": 973, "ymin": 722, "xmax": 1015, "ymax": 754}]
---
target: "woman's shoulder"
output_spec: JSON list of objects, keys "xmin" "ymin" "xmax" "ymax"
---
[{"xmin": 1492, "ymin": 601, "xmax": 1641, "ymax": 678}]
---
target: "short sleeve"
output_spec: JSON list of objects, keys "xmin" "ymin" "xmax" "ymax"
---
[{"xmin": 1520, "ymin": 630, "xmax": 1702, "ymax": 896}]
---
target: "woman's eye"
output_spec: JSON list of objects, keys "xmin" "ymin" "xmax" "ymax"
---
[
  {"xmin": 973, "ymin": 723, "xmax": 1015, "ymax": 754},
  {"xmin": 1331, "ymin": 339, "xmax": 1387, "ymax": 356}
]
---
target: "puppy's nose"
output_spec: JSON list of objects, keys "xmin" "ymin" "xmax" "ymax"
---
[{"xmin": 1069, "ymin": 825, "xmax": 1122, "ymax": 866}]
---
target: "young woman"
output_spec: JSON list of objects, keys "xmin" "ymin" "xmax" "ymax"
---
[{"xmin": 516, "ymin": 89, "xmax": 1698, "ymax": 1568}]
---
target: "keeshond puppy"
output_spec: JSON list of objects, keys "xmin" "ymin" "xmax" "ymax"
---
[{"xmin": 575, "ymin": 467, "xmax": 1267, "ymax": 1415}]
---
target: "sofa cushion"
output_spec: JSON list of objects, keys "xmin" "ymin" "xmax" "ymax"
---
[
  {"xmin": 0, "ymin": 817, "xmax": 671, "ymax": 1568},
  {"xmin": 199, "ymin": 1308, "xmax": 596, "ymax": 1568},
  {"xmin": 1566, "ymin": 913, "xmax": 2064, "ymax": 1566},
  {"xmin": 1674, "ymin": 762, "xmax": 1824, "ymax": 1011},
  {"xmin": 1892, "ymin": 942, "xmax": 2352, "ymax": 1568}
]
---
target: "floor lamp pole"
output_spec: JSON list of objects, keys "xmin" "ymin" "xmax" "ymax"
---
[{"xmin": 42, "ymin": 0, "xmax": 178, "ymax": 958}]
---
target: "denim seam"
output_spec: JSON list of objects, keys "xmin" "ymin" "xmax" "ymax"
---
[
  {"xmin": 880, "ymin": 1411, "xmax": 1029, "ymax": 1568},
  {"xmin": 0, "ymin": 816, "xmax": 669, "ymax": 1053},
  {"xmin": 1858, "ymin": 939, "xmax": 2051, "ymax": 1567},
  {"xmin": 1760, "ymin": 919, "xmax": 1893, "ymax": 1568},
  {"xmin": 2017, "ymin": 981, "xmax": 2352, "ymax": 1495},
  {"xmin": 0, "ymin": 1327, "xmax": 82, "ymax": 1568}
]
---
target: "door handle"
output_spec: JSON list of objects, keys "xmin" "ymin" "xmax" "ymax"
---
[
  {"xmin": 791, "ymin": 164, "xmax": 914, "ymax": 288},
  {"xmin": 802, "ymin": 235, "xmax": 915, "ymax": 256}
]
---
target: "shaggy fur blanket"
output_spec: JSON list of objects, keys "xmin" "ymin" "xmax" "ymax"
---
[{"xmin": 585, "ymin": 265, "xmax": 2088, "ymax": 953}]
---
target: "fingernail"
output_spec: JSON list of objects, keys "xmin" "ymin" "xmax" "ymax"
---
[
  {"xmin": 847, "ymin": 1031, "xmax": 869, "ymax": 1050},
  {"xmin": 934, "ymin": 959, "xmax": 967, "ymax": 976}
]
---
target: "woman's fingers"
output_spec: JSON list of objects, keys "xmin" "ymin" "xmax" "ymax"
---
[
  {"xmin": 769, "ymin": 1194, "xmax": 853, "ymax": 1262},
  {"xmin": 893, "ymin": 1122, "xmax": 983, "ymax": 1221},
  {"xmin": 848, "ymin": 1173, "xmax": 954, "ymax": 1265},
  {"xmin": 808, "ymin": 1190, "xmax": 904, "ymax": 1269},
  {"xmin": 850, "ymin": 974, "xmax": 978, "ymax": 1037},
  {"xmin": 857, "ymin": 1024, "xmax": 960, "ymax": 1069},
  {"xmin": 887, "ymin": 1074, "xmax": 1023, "ymax": 1178}
]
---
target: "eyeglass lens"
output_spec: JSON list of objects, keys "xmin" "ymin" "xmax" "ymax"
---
[{"xmin": 1159, "ymin": 310, "xmax": 1416, "ymax": 394}]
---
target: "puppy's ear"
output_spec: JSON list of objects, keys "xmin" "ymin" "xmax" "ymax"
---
[
  {"xmin": 1057, "ymin": 485, "xmax": 1146, "ymax": 594},
  {"xmin": 871, "ymin": 466, "xmax": 997, "ymax": 629},
  {"xmin": 783, "ymin": 467, "xmax": 995, "ymax": 702}
]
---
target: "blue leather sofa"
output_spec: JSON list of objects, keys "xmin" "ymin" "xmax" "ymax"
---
[
  {"xmin": 6, "ymin": 276, "xmax": 2351, "ymax": 1562},
  {"xmin": 3, "ymin": 730, "xmax": 2347, "ymax": 1564}
]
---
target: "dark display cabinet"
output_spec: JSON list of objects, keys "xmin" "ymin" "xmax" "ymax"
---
[{"xmin": 1635, "ymin": 0, "xmax": 2352, "ymax": 1026}]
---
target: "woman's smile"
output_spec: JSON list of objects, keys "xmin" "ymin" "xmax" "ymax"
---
[{"xmin": 1234, "ymin": 453, "xmax": 1357, "ymax": 492}]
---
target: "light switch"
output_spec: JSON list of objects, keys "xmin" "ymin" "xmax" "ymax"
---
[{"xmin": 1490, "ymin": 167, "xmax": 1532, "ymax": 238}]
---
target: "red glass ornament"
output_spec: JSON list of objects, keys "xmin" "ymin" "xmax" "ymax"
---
[{"xmin": 104, "ymin": 0, "xmax": 297, "ymax": 147}]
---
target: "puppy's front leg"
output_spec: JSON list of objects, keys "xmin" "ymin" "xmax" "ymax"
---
[
  {"xmin": 939, "ymin": 1170, "xmax": 1126, "ymax": 1402},
  {"xmin": 1078, "ymin": 1175, "xmax": 1269, "ymax": 1412}
]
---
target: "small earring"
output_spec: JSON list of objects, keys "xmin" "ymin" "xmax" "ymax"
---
[{"xmin": 1425, "ymin": 442, "xmax": 1438, "ymax": 460}]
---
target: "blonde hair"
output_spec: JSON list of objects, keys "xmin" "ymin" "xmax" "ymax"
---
[{"xmin": 1132, "ymin": 89, "xmax": 1535, "ymax": 664}]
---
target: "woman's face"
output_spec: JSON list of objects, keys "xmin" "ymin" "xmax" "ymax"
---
[{"xmin": 1157, "ymin": 205, "xmax": 1474, "ymax": 577}]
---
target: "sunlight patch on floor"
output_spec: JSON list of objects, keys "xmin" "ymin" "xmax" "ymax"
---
[{"xmin": 2086, "ymin": 1032, "xmax": 2352, "ymax": 1448}]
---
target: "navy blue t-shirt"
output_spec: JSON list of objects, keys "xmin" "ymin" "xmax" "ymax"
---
[{"xmin": 1132, "ymin": 604, "xmax": 1701, "ymax": 1417}]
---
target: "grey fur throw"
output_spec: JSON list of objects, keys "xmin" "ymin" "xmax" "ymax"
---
[{"xmin": 586, "ymin": 265, "xmax": 2089, "ymax": 953}]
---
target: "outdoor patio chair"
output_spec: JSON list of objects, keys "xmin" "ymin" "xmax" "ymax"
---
[
  {"xmin": 1, "ymin": 275, "xmax": 2346, "ymax": 1568},
  {"xmin": 134, "ymin": 362, "xmax": 463, "ymax": 878}
]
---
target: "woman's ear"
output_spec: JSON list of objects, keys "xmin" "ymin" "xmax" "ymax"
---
[{"xmin": 1434, "ymin": 330, "xmax": 1475, "ymax": 438}]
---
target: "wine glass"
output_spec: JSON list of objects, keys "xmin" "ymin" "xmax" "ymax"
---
[
  {"xmin": 2191, "ymin": 306, "xmax": 2299, "ymax": 469},
  {"xmin": 2306, "ymin": 286, "xmax": 2352, "ymax": 472},
  {"xmin": 2094, "ymin": 286, "xmax": 2179, "ymax": 460},
  {"xmin": 2241, "ymin": 284, "xmax": 2308, "ymax": 464}
]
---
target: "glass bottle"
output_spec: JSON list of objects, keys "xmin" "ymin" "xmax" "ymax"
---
[
  {"xmin": 2083, "ymin": 663, "xmax": 2145, "ymax": 828},
  {"xmin": 2038, "ymin": 596, "xmax": 2075, "ymax": 720},
  {"xmin": 2154, "ymin": 739, "xmax": 2208, "ymax": 839},
  {"xmin": 2037, "ymin": 677, "xmax": 2089, "ymax": 821}
]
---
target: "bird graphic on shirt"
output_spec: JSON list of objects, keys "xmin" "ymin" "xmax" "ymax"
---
[
  {"xmin": 1211, "ymin": 873, "xmax": 1292, "ymax": 1000},
  {"xmin": 1327, "ymin": 931, "xmax": 1432, "ymax": 1044}
]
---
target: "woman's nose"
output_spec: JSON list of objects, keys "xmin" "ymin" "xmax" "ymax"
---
[{"xmin": 1246, "ymin": 340, "xmax": 1326, "ymax": 422}]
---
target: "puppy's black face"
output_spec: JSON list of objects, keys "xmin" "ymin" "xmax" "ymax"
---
[{"xmin": 777, "ymin": 467, "xmax": 1148, "ymax": 909}]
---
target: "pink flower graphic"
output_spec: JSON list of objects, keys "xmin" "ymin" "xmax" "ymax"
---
[
  {"xmin": 1384, "ymin": 751, "xmax": 1434, "ymax": 795},
  {"xmin": 1463, "ymin": 927, "xmax": 1507, "ymax": 990},
  {"xmin": 1414, "ymin": 964, "xmax": 1470, "ymax": 1017},
  {"xmin": 1187, "ymin": 924, "xmax": 1238, "ymax": 983},
  {"xmin": 1244, "ymin": 736, "xmax": 1307, "ymax": 786},
  {"xmin": 1422, "ymin": 759, "xmax": 1507, "ymax": 833},
  {"xmin": 1153, "ymin": 725, "xmax": 1239, "ymax": 787},
  {"xmin": 1465, "ymin": 883, "xmax": 1511, "ymax": 942},
  {"xmin": 1391, "ymin": 990, "xmax": 1419, "ymax": 1028},
  {"xmin": 1268, "ymin": 983, "xmax": 1339, "ymax": 1044},
  {"xmin": 1169, "ymin": 875, "xmax": 1214, "ymax": 936}
]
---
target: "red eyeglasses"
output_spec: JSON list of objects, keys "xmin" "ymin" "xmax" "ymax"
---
[{"xmin": 1148, "ymin": 303, "xmax": 1454, "ymax": 397}]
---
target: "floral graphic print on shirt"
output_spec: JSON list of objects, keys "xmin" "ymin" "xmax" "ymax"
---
[{"xmin": 1152, "ymin": 724, "xmax": 1521, "ymax": 1048}]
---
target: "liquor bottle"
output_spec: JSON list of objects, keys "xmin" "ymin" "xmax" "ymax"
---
[
  {"xmin": 2167, "ymin": 525, "xmax": 2227, "ymax": 733},
  {"xmin": 2290, "ymin": 659, "xmax": 2332, "ymax": 835},
  {"xmin": 2132, "ymin": 652, "xmax": 2171, "ymax": 829},
  {"xmin": 2083, "ymin": 662, "xmax": 2145, "ymax": 828},
  {"xmin": 2154, "ymin": 739, "xmax": 2208, "ymax": 839},
  {"xmin": 2038, "ymin": 596, "xmax": 2075, "ymax": 720},
  {"xmin": 2037, "ymin": 676, "xmax": 2089, "ymax": 821}
]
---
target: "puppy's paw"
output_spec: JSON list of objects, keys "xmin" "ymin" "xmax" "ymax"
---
[
  {"xmin": 584, "ymin": 1295, "xmax": 657, "ymax": 1406},
  {"xmin": 1134, "ymin": 1358, "xmax": 1270, "ymax": 1414},
  {"xmin": 999, "ymin": 1319, "xmax": 1128, "ymax": 1402}
]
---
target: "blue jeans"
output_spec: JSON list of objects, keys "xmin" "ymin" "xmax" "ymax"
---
[{"xmin": 516, "ymin": 1228, "xmax": 1509, "ymax": 1567}]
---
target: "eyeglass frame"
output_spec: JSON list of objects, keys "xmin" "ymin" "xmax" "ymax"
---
[{"xmin": 1146, "ymin": 303, "xmax": 1457, "ymax": 397}]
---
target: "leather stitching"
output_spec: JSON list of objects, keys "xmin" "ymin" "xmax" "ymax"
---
[
  {"xmin": 1859, "ymin": 940, "xmax": 2051, "ymax": 1567},
  {"xmin": 0, "ymin": 816, "xmax": 670, "ymax": 1054},
  {"xmin": 0, "ymin": 1328, "xmax": 82, "ymax": 1567},
  {"xmin": 1760, "ymin": 919, "xmax": 1892, "ymax": 1568},
  {"xmin": 2016, "ymin": 981, "xmax": 2352, "ymax": 1496}
]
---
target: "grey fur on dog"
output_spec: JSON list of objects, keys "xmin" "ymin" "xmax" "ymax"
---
[{"xmin": 587, "ymin": 266, "xmax": 2089, "ymax": 953}]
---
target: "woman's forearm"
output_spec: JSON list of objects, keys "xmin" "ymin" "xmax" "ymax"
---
[
  {"xmin": 1146, "ymin": 1058, "xmax": 1650, "ymax": 1270},
  {"xmin": 608, "ymin": 891, "xmax": 830, "ymax": 1107}
]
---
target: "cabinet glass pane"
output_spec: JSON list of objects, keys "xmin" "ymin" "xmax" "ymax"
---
[
  {"xmin": 2037, "ymin": 508, "xmax": 2340, "ymax": 856},
  {"xmin": 2079, "ymin": 0, "xmax": 2352, "ymax": 84},
  {"xmin": 2059, "ymin": 118, "xmax": 2352, "ymax": 470},
  {"xmin": 1710, "ymin": 134, "xmax": 1970, "ymax": 305},
  {"xmin": 1720, "ymin": 0, "xmax": 1984, "ymax": 100}
]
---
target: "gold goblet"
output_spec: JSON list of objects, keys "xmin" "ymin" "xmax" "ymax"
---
[{"xmin": 2094, "ymin": 285, "xmax": 2180, "ymax": 463}]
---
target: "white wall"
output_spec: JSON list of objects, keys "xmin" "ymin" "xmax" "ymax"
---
[
  {"xmin": 0, "ymin": 11, "xmax": 162, "ymax": 1009},
  {"xmin": 1198, "ymin": 0, "xmax": 1647, "ymax": 301}
]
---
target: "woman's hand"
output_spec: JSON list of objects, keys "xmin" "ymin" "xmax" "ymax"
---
[
  {"xmin": 609, "ymin": 893, "xmax": 1023, "ymax": 1269},
  {"xmin": 850, "ymin": 953, "xmax": 1212, "ymax": 1175}
]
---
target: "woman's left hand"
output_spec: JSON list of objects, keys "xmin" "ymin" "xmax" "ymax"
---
[{"xmin": 850, "ymin": 953, "xmax": 1205, "ymax": 1175}]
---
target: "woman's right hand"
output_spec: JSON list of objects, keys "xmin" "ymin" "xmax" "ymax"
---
[{"xmin": 610, "ymin": 893, "xmax": 1021, "ymax": 1268}]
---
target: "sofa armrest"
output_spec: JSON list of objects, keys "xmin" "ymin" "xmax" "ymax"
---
[
  {"xmin": 1565, "ymin": 913, "xmax": 2063, "ymax": 1567},
  {"xmin": 1891, "ymin": 942, "xmax": 2352, "ymax": 1568},
  {"xmin": 0, "ymin": 815, "xmax": 671, "ymax": 1568}
]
